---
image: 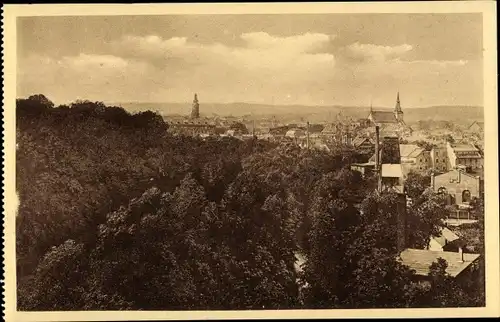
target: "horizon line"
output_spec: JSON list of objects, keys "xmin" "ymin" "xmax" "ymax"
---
[{"xmin": 105, "ymin": 101, "xmax": 483, "ymax": 110}]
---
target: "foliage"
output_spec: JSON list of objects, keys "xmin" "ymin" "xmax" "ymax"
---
[
  {"xmin": 406, "ymin": 189, "xmax": 448, "ymax": 249},
  {"xmin": 16, "ymin": 94, "xmax": 484, "ymax": 310},
  {"xmin": 404, "ymin": 170, "xmax": 431, "ymax": 199},
  {"xmin": 300, "ymin": 191, "xmax": 419, "ymax": 308}
]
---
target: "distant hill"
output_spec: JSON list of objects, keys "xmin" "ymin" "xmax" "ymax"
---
[{"xmin": 114, "ymin": 102, "xmax": 484, "ymax": 125}]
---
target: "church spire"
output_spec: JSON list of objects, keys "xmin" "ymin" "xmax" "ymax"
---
[
  {"xmin": 191, "ymin": 93, "xmax": 200, "ymax": 119},
  {"xmin": 394, "ymin": 91, "xmax": 403, "ymax": 122}
]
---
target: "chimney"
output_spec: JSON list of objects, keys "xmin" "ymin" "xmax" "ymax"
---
[
  {"xmin": 346, "ymin": 132, "xmax": 352, "ymax": 146},
  {"xmin": 306, "ymin": 121, "xmax": 310, "ymax": 151},
  {"xmin": 458, "ymin": 246, "xmax": 464, "ymax": 262},
  {"xmin": 375, "ymin": 126, "xmax": 381, "ymax": 192},
  {"xmin": 396, "ymin": 193, "xmax": 408, "ymax": 253}
]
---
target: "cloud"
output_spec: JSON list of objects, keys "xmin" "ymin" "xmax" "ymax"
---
[
  {"xmin": 107, "ymin": 32, "xmax": 335, "ymax": 74},
  {"xmin": 343, "ymin": 42, "xmax": 413, "ymax": 62},
  {"xmin": 240, "ymin": 32, "xmax": 332, "ymax": 52},
  {"xmin": 17, "ymin": 35, "xmax": 479, "ymax": 106}
]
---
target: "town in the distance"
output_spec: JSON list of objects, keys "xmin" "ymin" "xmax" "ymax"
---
[{"xmin": 162, "ymin": 91, "xmax": 484, "ymax": 283}]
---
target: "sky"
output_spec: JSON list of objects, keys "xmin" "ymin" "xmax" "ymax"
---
[{"xmin": 17, "ymin": 13, "xmax": 483, "ymax": 107}]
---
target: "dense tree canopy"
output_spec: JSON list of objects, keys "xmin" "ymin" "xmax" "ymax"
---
[{"xmin": 16, "ymin": 95, "xmax": 484, "ymax": 310}]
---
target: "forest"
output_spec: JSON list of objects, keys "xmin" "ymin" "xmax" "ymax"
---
[{"xmin": 16, "ymin": 95, "xmax": 484, "ymax": 310}]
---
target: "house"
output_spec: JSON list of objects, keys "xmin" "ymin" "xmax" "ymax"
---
[
  {"xmin": 399, "ymin": 248, "xmax": 480, "ymax": 283},
  {"xmin": 351, "ymin": 162, "xmax": 375, "ymax": 178},
  {"xmin": 427, "ymin": 227, "xmax": 462, "ymax": 252},
  {"xmin": 381, "ymin": 164, "xmax": 405, "ymax": 193},
  {"xmin": 370, "ymin": 123, "xmax": 482, "ymax": 285},
  {"xmin": 285, "ymin": 128, "xmax": 306, "ymax": 139},
  {"xmin": 399, "ymin": 144, "xmax": 431, "ymax": 174},
  {"xmin": 352, "ymin": 136, "xmax": 375, "ymax": 154},
  {"xmin": 168, "ymin": 119, "xmax": 217, "ymax": 136},
  {"xmin": 466, "ymin": 121, "xmax": 484, "ymax": 133},
  {"xmin": 446, "ymin": 142, "xmax": 483, "ymax": 171},
  {"xmin": 430, "ymin": 145, "xmax": 449, "ymax": 173},
  {"xmin": 431, "ymin": 167, "xmax": 483, "ymax": 205},
  {"xmin": 321, "ymin": 122, "xmax": 344, "ymax": 140}
]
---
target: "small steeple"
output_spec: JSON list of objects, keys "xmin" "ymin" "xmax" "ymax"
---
[
  {"xmin": 191, "ymin": 93, "xmax": 200, "ymax": 119},
  {"xmin": 395, "ymin": 92, "xmax": 403, "ymax": 113}
]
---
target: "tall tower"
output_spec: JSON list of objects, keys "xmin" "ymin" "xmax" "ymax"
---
[
  {"xmin": 191, "ymin": 93, "xmax": 200, "ymax": 119},
  {"xmin": 394, "ymin": 92, "xmax": 404, "ymax": 122}
]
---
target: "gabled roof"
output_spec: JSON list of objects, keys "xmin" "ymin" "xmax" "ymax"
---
[
  {"xmin": 434, "ymin": 168, "xmax": 482, "ymax": 180},
  {"xmin": 432, "ymin": 227, "xmax": 460, "ymax": 248},
  {"xmin": 467, "ymin": 121, "xmax": 484, "ymax": 131},
  {"xmin": 400, "ymin": 144, "xmax": 425, "ymax": 158},
  {"xmin": 321, "ymin": 123, "xmax": 340, "ymax": 134},
  {"xmin": 352, "ymin": 136, "xmax": 372, "ymax": 147},
  {"xmin": 369, "ymin": 110, "xmax": 398, "ymax": 124},
  {"xmin": 399, "ymin": 248, "xmax": 480, "ymax": 277},
  {"xmin": 451, "ymin": 144, "xmax": 480, "ymax": 152}
]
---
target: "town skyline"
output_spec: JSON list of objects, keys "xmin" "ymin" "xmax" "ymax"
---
[{"xmin": 17, "ymin": 13, "xmax": 482, "ymax": 107}]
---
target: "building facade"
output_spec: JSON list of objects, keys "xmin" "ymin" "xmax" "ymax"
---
[
  {"xmin": 446, "ymin": 142, "xmax": 483, "ymax": 170},
  {"xmin": 399, "ymin": 144, "xmax": 431, "ymax": 174},
  {"xmin": 430, "ymin": 145, "xmax": 449, "ymax": 173},
  {"xmin": 431, "ymin": 168, "xmax": 482, "ymax": 205},
  {"xmin": 367, "ymin": 92, "xmax": 412, "ymax": 138}
]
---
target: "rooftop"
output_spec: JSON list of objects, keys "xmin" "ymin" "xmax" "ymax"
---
[
  {"xmin": 399, "ymin": 248, "xmax": 480, "ymax": 277},
  {"xmin": 352, "ymin": 136, "xmax": 373, "ymax": 147},
  {"xmin": 450, "ymin": 144, "xmax": 480, "ymax": 152},
  {"xmin": 381, "ymin": 164, "xmax": 403, "ymax": 178},
  {"xmin": 369, "ymin": 110, "xmax": 398, "ymax": 124},
  {"xmin": 400, "ymin": 144, "xmax": 425, "ymax": 158},
  {"xmin": 352, "ymin": 162, "xmax": 376, "ymax": 167},
  {"xmin": 432, "ymin": 227, "xmax": 461, "ymax": 248},
  {"xmin": 435, "ymin": 168, "xmax": 483, "ymax": 180}
]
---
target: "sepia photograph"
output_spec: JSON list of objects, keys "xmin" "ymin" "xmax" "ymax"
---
[{"xmin": 2, "ymin": 2, "xmax": 499, "ymax": 320}]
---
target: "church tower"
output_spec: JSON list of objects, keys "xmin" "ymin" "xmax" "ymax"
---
[
  {"xmin": 394, "ymin": 92, "xmax": 404, "ymax": 122},
  {"xmin": 191, "ymin": 93, "xmax": 200, "ymax": 119}
]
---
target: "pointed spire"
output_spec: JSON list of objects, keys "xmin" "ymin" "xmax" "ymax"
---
[
  {"xmin": 394, "ymin": 91, "xmax": 403, "ymax": 113},
  {"xmin": 191, "ymin": 93, "xmax": 200, "ymax": 119}
]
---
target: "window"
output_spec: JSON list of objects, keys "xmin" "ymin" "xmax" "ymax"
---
[
  {"xmin": 462, "ymin": 190, "xmax": 471, "ymax": 203},
  {"xmin": 436, "ymin": 159, "xmax": 439, "ymax": 163}
]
